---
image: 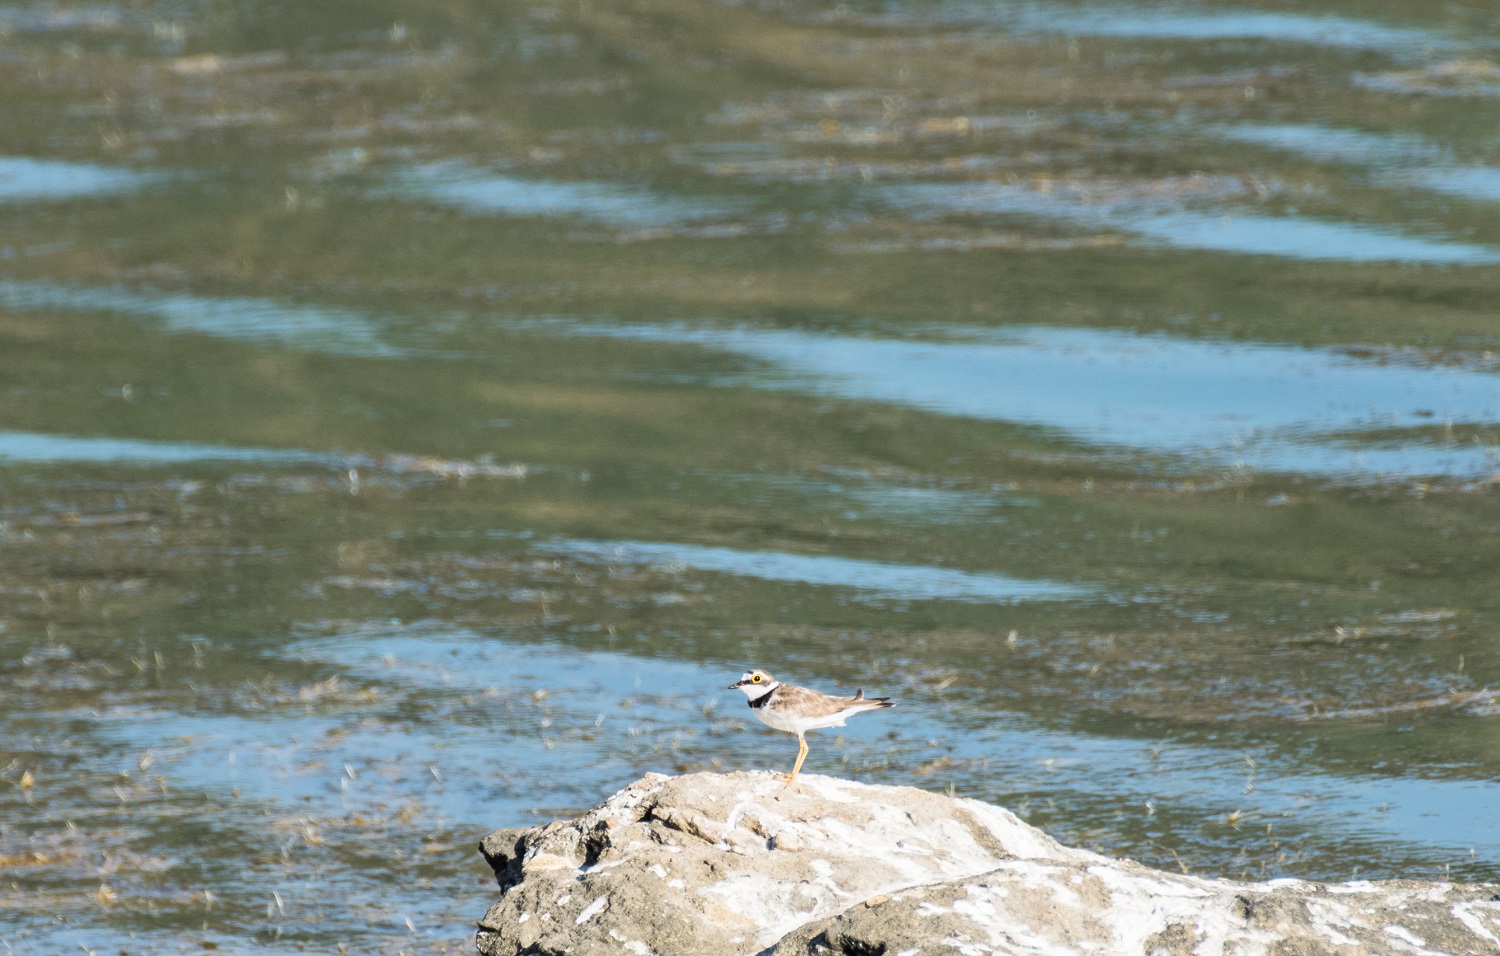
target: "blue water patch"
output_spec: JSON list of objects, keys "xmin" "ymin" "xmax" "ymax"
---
[
  {"xmin": 546, "ymin": 537, "xmax": 1092, "ymax": 603},
  {"xmin": 0, "ymin": 927, "xmax": 260, "ymax": 956},
  {"xmin": 707, "ymin": 470, "xmax": 1018, "ymax": 525},
  {"xmin": 0, "ymin": 6, "xmax": 138, "ymax": 35},
  {"xmin": 943, "ymin": 713, "xmax": 1500, "ymax": 860},
  {"xmin": 1354, "ymin": 66, "xmax": 1500, "ymax": 99},
  {"xmin": 536, "ymin": 320, "xmax": 1500, "ymax": 480},
  {"xmin": 1245, "ymin": 439, "xmax": 1500, "ymax": 480},
  {"xmin": 0, "ymin": 156, "xmax": 159, "ymax": 203},
  {"xmin": 858, "ymin": 1, "xmax": 1451, "ymax": 55},
  {"xmin": 52, "ymin": 626, "xmax": 1500, "ymax": 952},
  {"xmin": 0, "ymin": 279, "xmax": 406, "ymax": 356},
  {"xmin": 1213, "ymin": 123, "xmax": 1500, "ymax": 205},
  {"xmin": 1416, "ymin": 166, "xmax": 1500, "ymax": 203},
  {"xmin": 68, "ymin": 627, "xmax": 1500, "ymax": 876},
  {"xmin": 384, "ymin": 161, "xmax": 739, "ymax": 228},
  {"xmin": 882, "ymin": 181, "xmax": 1500, "ymax": 264},
  {"xmin": 288, "ymin": 629, "xmax": 1500, "ymax": 861},
  {"xmin": 0, "ymin": 431, "xmax": 325, "ymax": 466},
  {"xmin": 1212, "ymin": 123, "xmax": 1444, "ymax": 167},
  {"xmin": 1011, "ymin": 6, "xmax": 1442, "ymax": 51},
  {"xmin": 90, "ymin": 632, "xmax": 733, "ymax": 825},
  {"xmin": 1128, "ymin": 211, "xmax": 1500, "ymax": 264}
]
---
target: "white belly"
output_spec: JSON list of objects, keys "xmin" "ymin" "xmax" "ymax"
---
[{"xmin": 753, "ymin": 705, "xmax": 850, "ymax": 734}]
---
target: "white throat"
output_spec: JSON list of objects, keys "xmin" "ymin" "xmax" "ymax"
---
[{"xmin": 738, "ymin": 681, "xmax": 777, "ymax": 701}]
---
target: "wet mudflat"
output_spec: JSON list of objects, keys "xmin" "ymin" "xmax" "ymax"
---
[{"xmin": 2, "ymin": 0, "xmax": 1500, "ymax": 952}]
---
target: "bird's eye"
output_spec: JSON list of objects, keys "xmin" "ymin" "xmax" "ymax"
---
[{"xmin": 751, "ymin": 674, "xmax": 762, "ymax": 683}]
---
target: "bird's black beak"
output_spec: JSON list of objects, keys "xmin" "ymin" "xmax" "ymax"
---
[{"xmin": 727, "ymin": 679, "xmax": 745, "ymax": 689}]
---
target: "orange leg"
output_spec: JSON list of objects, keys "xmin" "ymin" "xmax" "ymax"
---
[{"xmin": 784, "ymin": 734, "xmax": 809, "ymax": 788}]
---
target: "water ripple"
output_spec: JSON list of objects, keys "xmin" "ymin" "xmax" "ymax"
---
[{"xmin": 547, "ymin": 537, "xmax": 1092, "ymax": 603}]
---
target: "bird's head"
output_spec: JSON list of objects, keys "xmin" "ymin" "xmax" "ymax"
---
[{"xmin": 727, "ymin": 669, "xmax": 776, "ymax": 694}]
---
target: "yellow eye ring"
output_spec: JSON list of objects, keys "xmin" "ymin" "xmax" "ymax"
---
[{"xmin": 751, "ymin": 674, "xmax": 762, "ymax": 683}]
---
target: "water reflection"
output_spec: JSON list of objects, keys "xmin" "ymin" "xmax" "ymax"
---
[
  {"xmin": 0, "ymin": 279, "xmax": 404, "ymax": 356},
  {"xmin": 1355, "ymin": 61, "xmax": 1500, "ymax": 98},
  {"xmin": 883, "ymin": 181, "xmax": 1500, "ymax": 264},
  {"xmin": 0, "ymin": 430, "xmax": 322, "ymax": 465},
  {"xmin": 0, "ymin": 431, "xmax": 528, "ymax": 482},
  {"xmin": 548, "ymin": 537, "xmax": 1093, "ymax": 603},
  {"xmin": 1002, "ymin": 3, "xmax": 1447, "ymax": 52},
  {"xmin": 1214, "ymin": 123, "xmax": 1444, "ymax": 168},
  {"xmin": 88, "ymin": 633, "xmax": 727, "ymax": 826},
  {"xmin": 710, "ymin": 470, "xmax": 1025, "ymax": 525},
  {"xmin": 1424, "ymin": 167, "xmax": 1500, "ymax": 203},
  {"xmin": 1127, "ymin": 211, "xmax": 1500, "ymax": 264},
  {"xmin": 103, "ymin": 628, "xmax": 1500, "ymax": 867},
  {"xmin": 540, "ymin": 321, "xmax": 1500, "ymax": 480},
  {"xmin": 846, "ymin": 0, "xmax": 1452, "ymax": 54},
  {"xmin": 947, "ymin": 714, "xmax": 1500, "ymax": 861},
  {"xmin": 0, "ymin": 156, "xmax": 159, "ymax": 203},
  {"xmin": 384, "ymin": 161, "xmax": 739, "ymax": 228},
  {"xmin": 1217, "ymin": 123, "xmax": 1500, "ymax": 204}
]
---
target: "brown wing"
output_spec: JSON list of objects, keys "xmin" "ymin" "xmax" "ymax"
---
[{"xmin": 775, "ymin": 682, "xmax": 893, "ymax": 717}]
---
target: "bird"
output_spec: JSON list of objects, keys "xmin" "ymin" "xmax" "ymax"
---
[{"xmin": 727, "ymin": 669, "xmax": 895, "ymax": 787}]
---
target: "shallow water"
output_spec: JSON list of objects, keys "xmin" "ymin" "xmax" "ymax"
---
[
  {"xmin": 885, "ymin": 180, "xmax": 1500, "ymax": 263},
  {"xmin": 2, "ymin": 0, "xmax": 1500, "ymax": 952},
  {"xmin": 540, "ymin": 319, "xmax": 1500, "ymax": 478},
  {"xmin": 917, "ymin": 1, "xmax": 1458, "ymax": 52},
  {"xmin": 0, "ymin": 279, "xmax": 406, "ymax": 355},
  {"xmin": 0, "ymin": 156, "xmax": 160, "ymax": 203},
  {"xmin": 387, "ymin": 161, "xmax": 743, "ymax": 228},
  {"xmin": 0, "ymin": 430, "xmax": 326, "ymax": 465},
  {"xmin": 549, "ymin": 536, "xmax": 1095, "ymax": 602}
]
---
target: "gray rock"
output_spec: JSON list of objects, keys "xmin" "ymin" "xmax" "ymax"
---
[{"xmin": 475, "ymin": 772, "xmax": 1500, "ymax": 955}]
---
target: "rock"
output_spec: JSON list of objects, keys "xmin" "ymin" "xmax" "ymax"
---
[{"xmin": 475, "ymin": 772, "xmax": 1500, "ymax": 956}]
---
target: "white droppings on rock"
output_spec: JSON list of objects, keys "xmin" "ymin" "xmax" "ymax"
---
[
  {"xmin": 1306, "ymin": 896, "xmax": 1365, "ymax": 945},
  {"xmin": 955, "ymin": 798, "xmax": 1065, "ymax": 860},
  {"xmin": 574, "ymin": 896, "xmax": 607, "ymax": 925},
  {"xmin": 939, "ymin": 933, "xmax": 991, "ymax": 956},
  {"xmin": 950, "ymin": 886, "xmax": 1000, "ymax": 925},
  {"xmin": 608, "ymin": 927, "xmax": 657, "ymax": 955},
  {"xmin": 1451, "ymin": 902, "xmax": 1500, "ymax": 946},
  {"xmin": 803, "ymin": 776, "xmax": 862, "ymax": 803},
  {"xmin": 1384, "ymin": 923, "xmax": 1444, "ymax": 955},
  {"xmin": 1315, "ymin": 921, "xmax": 1362, "ymax": 948},
  {"xmin": 956, "ymin": 883, "xmax": 1076, "ymax": 956},
  {"xmin": 648, "ymin": 863, "xmax": 667, "ymax": 879}
]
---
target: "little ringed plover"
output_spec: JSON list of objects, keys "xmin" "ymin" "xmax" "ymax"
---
[{"xmin": 728, "ymin": 669, "xmax": 895, "ymax": 787}]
